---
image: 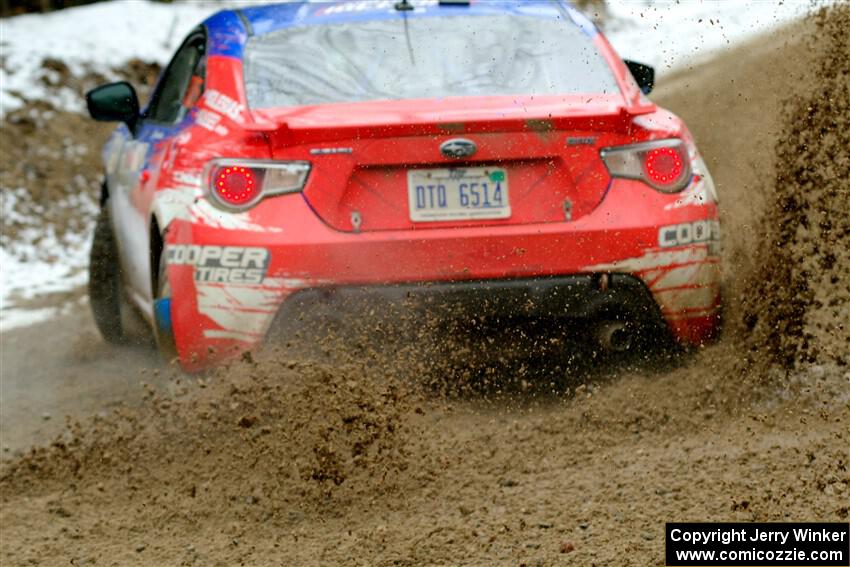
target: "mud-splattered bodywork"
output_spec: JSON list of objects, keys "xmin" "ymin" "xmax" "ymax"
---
[{"xmin": 99, "ymin": 1, "xmax": 721, "ymax": 371}]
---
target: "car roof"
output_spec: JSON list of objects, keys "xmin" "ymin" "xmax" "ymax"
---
[{"xmin": 203, "ymin": 0, "xmax": 597, "ymax": 59}]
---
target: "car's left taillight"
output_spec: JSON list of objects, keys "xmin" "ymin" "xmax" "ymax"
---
[
  {"xmin": 600, "ymin": 139, "xmax": 692, "ymax": 193},
  {"xmin": 205, "ymin": 160, "xmax": 311, "ymax": 210}
]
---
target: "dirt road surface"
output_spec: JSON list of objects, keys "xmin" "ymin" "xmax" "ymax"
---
[
  {"xmin": 1, "ymin": 7, "xmax": 848, "ymax": 566},
  {"xmin": 0, "ymin": 314, "xmax": 163, "ymax": 454}
]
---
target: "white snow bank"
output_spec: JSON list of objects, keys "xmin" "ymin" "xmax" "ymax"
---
[
  {"xmin": 0, "ymin": 186, "xmax": 98, "ymax": 331},
  {"xmin": 604, "ymin": 0, "xmax": 818, "ymax": 73},
  {"xmin": 0, "ymin": 0, "xmax": 225, "ymax": 115}
]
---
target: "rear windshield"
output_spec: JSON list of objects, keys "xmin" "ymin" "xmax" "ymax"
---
[{"xmin": 243, "ymin": 14, "xmax": 621, "ymax": 109}]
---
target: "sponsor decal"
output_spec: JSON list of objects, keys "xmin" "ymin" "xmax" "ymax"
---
[
  {"xmin": 659, "ymin": 220, "xmax": 720, "ymax": 249},
  {"xmin": 317, "ymin": 0, "xmax": 437, "ymax": 15},
  {"xmin": 203, "ymin": 89, "xmax": 244, "ymax": 121},
  {"xmin": 195, "ymin": 108, "xmax": 228, "ymax": 136},
  {"xmin": 167, "ymin": 245, "xmax": 269, "ymax": 284},
  {"xmin": 586, "ymin": 246, "xmax": 721, "ymax": 319},
  {"xmin": 197, "ymin": 277, "xmax": 298, "ymax": 341}
]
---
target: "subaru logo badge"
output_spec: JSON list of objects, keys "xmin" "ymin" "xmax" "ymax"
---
[{"xmin": 440, "ymin": 138, "xmax": 477, "ymax": 159}]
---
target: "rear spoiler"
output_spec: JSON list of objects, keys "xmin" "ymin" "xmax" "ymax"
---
[{"xmin": 243, "ymin": 104, "xmax": 657, "ymax": 147}]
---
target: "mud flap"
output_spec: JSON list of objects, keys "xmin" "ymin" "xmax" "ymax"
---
[{"xmin": 153, "ymin": 297, "xmax": 178, "ymax": 360}]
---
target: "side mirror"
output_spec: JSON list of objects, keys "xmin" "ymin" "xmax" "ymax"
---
[
  {"xmin": 624, "ymin": 60, "xmax": 655, "ymax": 95},
  {"xmin": 86, "ymin": 82, "xmax": 139, "ymax": 130}
]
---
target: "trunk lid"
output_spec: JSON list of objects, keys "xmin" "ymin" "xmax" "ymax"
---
[{"xmin": 252, "ymin": 94, "xmax": 648, "ymax": 232}]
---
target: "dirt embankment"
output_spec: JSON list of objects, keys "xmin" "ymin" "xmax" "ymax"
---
[
  {"xmin": 739, "ymin": 6, "xmax": 850, "ymax": 369},
  {"xmin": 0, "ymin": 60, "xmax": 160, "ymax": 309},
  {"xmin": 1, "ymin": 6, "xmax": 849, "ymax": 566}
]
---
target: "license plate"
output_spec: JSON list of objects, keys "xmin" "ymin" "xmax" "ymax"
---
[{"xmin": 407, "ymin": 167, "xmax": 511, "ymax": 222}]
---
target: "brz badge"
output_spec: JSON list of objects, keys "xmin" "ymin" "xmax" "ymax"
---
[{"xmin": 440, "ymin": 138, "xmax": 477, "ymax": 159}]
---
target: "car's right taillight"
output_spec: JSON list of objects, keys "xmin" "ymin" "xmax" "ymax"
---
[
  {"xmin": 600, "ymin": 139, "xmax": 692, "ymax": 193},
  {"xmin": 205, "ymin": 159, "xmax": 311, "ymax": 211}
]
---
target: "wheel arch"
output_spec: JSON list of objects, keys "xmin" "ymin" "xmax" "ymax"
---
[
  {"xmin": 99, "ymin": 178, "xmax": 110, "ymax": 207},
  {"xmin": 149, "ymin": 215, "xmax": 165, "ymax": 299}
]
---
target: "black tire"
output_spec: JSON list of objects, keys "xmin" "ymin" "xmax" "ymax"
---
[{"xmin": 88, "ymin": 201, "xmax": 126, "ymax": 344}]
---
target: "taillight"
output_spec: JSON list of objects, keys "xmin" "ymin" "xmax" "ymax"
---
[
  {"xmin": 600, "ymin": 139, "xmax": 692, "ymax": 193},
  {"xmin": 205, "ymin": 160, "xmax": 311, "ymax": 210},
  {"xmin": 213, "ymin": 166, "xmax": 260, "ymax": 207}
]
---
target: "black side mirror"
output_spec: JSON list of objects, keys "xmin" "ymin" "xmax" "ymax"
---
[
  {"xmin": 86, "ymin": 82, "xmax": 140, "ymax": 130},
  {"xmin": 624, "ymin": 60, "xmax": 655, "ymax": 95}
]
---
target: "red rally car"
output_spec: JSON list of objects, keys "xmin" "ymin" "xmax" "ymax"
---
[{"xmin": 86, "ymin": 0, "xmax": 721, "ymax": 372}]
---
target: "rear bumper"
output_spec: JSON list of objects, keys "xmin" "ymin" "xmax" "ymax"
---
[
  {"xmin": 267, "ymin": 273, "xmax": 667, "ymax": 338},
  {"xmin": 163, "ymin": 178, "xmax": 721, "ymax": 371}
]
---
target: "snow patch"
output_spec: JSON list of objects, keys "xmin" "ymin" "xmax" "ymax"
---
[
  {"xmin": 0, "ymin": 187, "xmax": 98, "ymax": 331},
  {"xmin": 603, "ymin": 0, "xmax": 817, "ymax": 72},
  {"xmin": 0, "ymin": 0, "xmax": 221, "ymax": 115}
]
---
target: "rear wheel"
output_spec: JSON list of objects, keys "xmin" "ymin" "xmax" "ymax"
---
[{"xmin": 88, "ymin": 201, "xmax": 126, "ymax": 344}]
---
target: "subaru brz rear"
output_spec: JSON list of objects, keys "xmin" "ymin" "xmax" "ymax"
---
[{"xmin": 153, "ymin": 1, "xmax": 721, "ymax": 370}]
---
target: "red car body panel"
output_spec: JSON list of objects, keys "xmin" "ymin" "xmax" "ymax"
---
[
  {"xmin": 102, "ymin": 7, "xmax": 721, "ymax": 372},
  {"xmin": 166, "ymin": 174, "xmax": 720, "ymax": 370}
]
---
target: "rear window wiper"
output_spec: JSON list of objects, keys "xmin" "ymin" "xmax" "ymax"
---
[{"xmin": 394, "ymin": 0, "xmax": 416, "ymax": 65}]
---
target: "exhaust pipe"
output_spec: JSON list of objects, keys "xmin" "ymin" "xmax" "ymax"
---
[{"xmin": 595, "ymin": 321, "xmax": 633, "ymax": 353}]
